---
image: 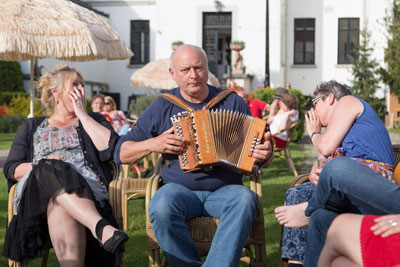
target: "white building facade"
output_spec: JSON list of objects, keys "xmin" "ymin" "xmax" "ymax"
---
[{"xmin": 20, "ymin": 0, "xmax": 392, "ymax": 111}]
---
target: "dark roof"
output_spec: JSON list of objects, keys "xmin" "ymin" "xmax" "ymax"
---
[{"xmin": 69, "ymin": 0, "xmax": 109, "ymax": 18}]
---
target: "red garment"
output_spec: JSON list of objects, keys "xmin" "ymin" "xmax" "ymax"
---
[
  {"xmin": 273, "ymin": 136, "xmax": 287, "ymax": 149},
  {"xmin": 248, "ymin": 99, "xmax": 267, "ymax": 119},
  {"xmin": 361, "ymin": 215, "xmax": 400, "ymax": 267},
  {"xmin": 100, "ymin": 112, "xmax": 113, "ymax": 126}
]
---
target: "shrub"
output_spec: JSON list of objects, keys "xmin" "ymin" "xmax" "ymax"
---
[
  {"xmin": 253, "ymin": 88, "xmax": 306, "ymax": 142},
  {"xmin": 7, "ymin": 95, "xmax": 44, "ymax": 118},
  {"xmin": 129, "ymin": 95, "xmax": 157, "ymax": 118},
  {"xmin": 0, "ymin": 92, "xmax": 29, "ymax": 105},
  {"xmin": 0, "ymin": 61, "xmax": 24, "ymax": 93},
  {"xmin": 0, "ymin": 114, "xmax": 26, "ymax": 133}
]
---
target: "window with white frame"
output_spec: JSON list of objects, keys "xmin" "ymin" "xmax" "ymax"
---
[
  {"xmin": 338, "ymin": 18, "xmax": 359, "ymax": 64},
  {"xmin": 294, "ymin": 18, "xmax": 315, "ymax": 65},
  {"xmin": 130, "ymin": 20, "xmax": 149, "ymax": 65}
]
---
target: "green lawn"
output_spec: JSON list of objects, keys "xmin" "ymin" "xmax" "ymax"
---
[
  {"xmin": 0, "ymin": 142, "xmax": 311, "ymax": 266},
  {"xmin": 0, "ymin": 133, "xmax": 15, "ymax": 150}
]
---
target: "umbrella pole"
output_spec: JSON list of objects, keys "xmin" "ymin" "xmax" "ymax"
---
[{"xmin": 29, "ymin": 58, "xmax": 34, "ymax": 118}]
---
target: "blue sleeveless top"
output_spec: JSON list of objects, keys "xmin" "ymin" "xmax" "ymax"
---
[{"xmin": 341, "ymin": 98, "xmax": 394, "ymax": 165}]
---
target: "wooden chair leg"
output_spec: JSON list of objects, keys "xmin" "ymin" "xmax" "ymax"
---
[
  {"xmin": 285, "ymin": 148, "xmax": 298, "ymax": 177},
  {"xmin": 122, "ymin": 193, "xmax": 128, "ymax": 232},
  {"xmin": 41, "ymin": 248, "xmax": 50, "ymax": 267}
]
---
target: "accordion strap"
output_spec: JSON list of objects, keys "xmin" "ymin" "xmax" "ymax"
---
[
  {"xmin": 158, "ymin": 94, "xmax": 195, "ymax": 112},
  {"xmin": 202, "ymin": 89, "xmax": 235, "ymax": 110},
  {"xmin": 158, "ymin": 89, "xmax": 234, "ymax": 112}
]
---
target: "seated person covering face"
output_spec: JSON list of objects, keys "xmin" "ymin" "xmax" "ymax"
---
[
  {"xmin": 318, "ymin": 213, "xmax": 400, "ymax": 267},
  {"xmin": 3, "ymin": 64, "xmax": 128, "ymax": 266},
  {"xmin": 267, "ymin": 87, "xmax": 289, "ymax": 121},
  {"xmin": 273, "ymin": 81, "xmax": 394, "ymax": 266},
  {"xmin": 91, "ymin": 93, "xmax": 114, "ymax": 126},
  {"xmin": 114, "ymin": 44, "xmax": 274, "ymax": 267},
  {"xmin": 269, "ymin": 93, "xmax": 299, "ymax": 148}
]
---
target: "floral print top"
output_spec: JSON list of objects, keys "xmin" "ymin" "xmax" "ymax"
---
[{"xmin": 32, "ymin": 119, "xmax": 108, "ymax": 203}]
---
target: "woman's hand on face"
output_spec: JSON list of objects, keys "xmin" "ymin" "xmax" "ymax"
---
[
  {"xmin": 305, "ymin": 108, "xmax": 321, "ymax": 137},
  {"xmin": 371, "ymin": 214, "xmax": 400, "ymax": 238},
  {"xmin": 69, "ymin": 85, "xmax": 87, "ymax": 118}
]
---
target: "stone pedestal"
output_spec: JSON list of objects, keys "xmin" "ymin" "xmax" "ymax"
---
[{"xmin": 223, "ymin": 73, "xmax": 254, "ymax": 93}]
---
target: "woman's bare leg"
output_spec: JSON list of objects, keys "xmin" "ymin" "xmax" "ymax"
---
[
  {"xmin": 47, "ymin": 201, "xmax": 86, "ymax": 267},
  {"xmin": 318, "ymin": 214, "xmax": 363, "ymax": 267},
  {"xmin": 54, "ymin": 193, "xmax": 116, "ymax": 244}
]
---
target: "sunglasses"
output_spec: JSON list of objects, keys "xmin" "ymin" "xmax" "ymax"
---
[{"xmin": 311, "ymin": 95, "xmax": 324, "ymax": 106}]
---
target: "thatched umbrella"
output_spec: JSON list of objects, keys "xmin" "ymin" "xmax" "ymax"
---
[
  {"xmin": 0, "ymin": 0, "xmax": 133, "ymax": 117},
  {"xmin": 130, "ymin": 58, "xmax": 220, "ymax": 90}
]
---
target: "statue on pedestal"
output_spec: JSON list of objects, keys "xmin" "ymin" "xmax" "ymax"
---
[{"xmin": 230, "ymin": 41, "xmax": 245, "ymax": 75}]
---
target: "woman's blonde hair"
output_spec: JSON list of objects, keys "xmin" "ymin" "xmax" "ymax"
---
[
  {"xmin": 37, "ymin": 64, "xmax": 83, "ymax": 116},
  {"xmin": 104, "ymin": 96, "xmax": 117, "ymax": 111}
]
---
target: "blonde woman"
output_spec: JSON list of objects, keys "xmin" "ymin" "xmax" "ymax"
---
[
  {"xmin": 3, "ymin": 64, "xmax": 128, "ymax": 266},
  {"xmin": 102, "ymin": 96, "xmax": 130, "ymax": 136}
]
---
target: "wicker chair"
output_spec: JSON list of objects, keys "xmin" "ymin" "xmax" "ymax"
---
[
  {"xmin": 145, "ymin": 157, "xmax": 267, "ymax": 267},
  {"xmin": 7, "ymin": 161, "xmax": 122, "ymax": 267},
  {"xmin": 272, "ymin": 122, "xmax": 299, "ymax": 177},
  {"xmin": 278, "ymin": 144, "xmax": 400, "ymax": 267},
  {"xmin": 110, "ymin": 152, "xmax": 160, "ymax": 232}
]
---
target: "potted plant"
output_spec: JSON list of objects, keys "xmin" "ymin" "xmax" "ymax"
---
[
  {"xmin": 230, "ymin": 40, "xmax": 245, "ymax": 51},
  {"xmin": 172, "ymin": 41, "xmax": 184, "ymax": 50}
]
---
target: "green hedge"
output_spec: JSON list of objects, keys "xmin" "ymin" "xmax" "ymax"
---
[
  {"xmin": 0, "ymin": 92, "xmax": 29, "ymax": 105},
  {"xmin": 129, "ymin": 95, "xmax": 157, "ymax": 118},
  {"xmin": 0, "ymin": 61, "xmax": 24, "ymax": 93},
  {"xmin": 253, "ymin": 88, "xmax": 306, "ymax": 142},
  {"xmin": 0, "ymin": 114, "xmax": 26, "ymax": 133}
]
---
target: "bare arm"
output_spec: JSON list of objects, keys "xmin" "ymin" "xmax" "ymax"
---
[
  {"xmin": 267, "ymin": 99, "xmax": 280, "ymax": 123},
  {"xmin": 306, "ymin": 96, "xmax": 363, "ymax": 156},
  {"xmin": 119, "ymin": 127, "xmax": 185, "ymax": 164},
  {"xmin": 70, "ymin": 86, "xmax": 111, "ymax": 151}
]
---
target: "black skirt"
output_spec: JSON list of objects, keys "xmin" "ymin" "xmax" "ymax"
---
[{"xmin": 3, "ymin": 159, "xmax": 121, "ymax": 266}]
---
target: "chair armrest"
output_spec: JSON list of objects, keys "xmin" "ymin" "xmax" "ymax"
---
[
  {"xmin": 8, "ymin": 184, "xmax": 17, "ymax": 226},
  {"xmin": 287, "ymin": 173, "xmax": 310, "ymax": 188},
  {"xmin": 249, "ymin": 170, "xmax": 264, "ymax": 217},
  {"xmin": 145, "ymin": 157, "xmax": 164, "ymax": 223}
]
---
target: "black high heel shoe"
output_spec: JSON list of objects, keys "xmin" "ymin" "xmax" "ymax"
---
[{"xmin": 95, "ymin": 218, "xmax": 129, "ymax": 254}]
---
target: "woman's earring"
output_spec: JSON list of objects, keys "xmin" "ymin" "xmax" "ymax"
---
[{"xmin": 56, "ymin": 99, "xmax": 59, "ymax": 104}]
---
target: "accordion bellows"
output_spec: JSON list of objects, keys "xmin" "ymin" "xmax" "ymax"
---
[{"xmin": 172, "ymin": 109, "xmax": 268, "ymax": 174}]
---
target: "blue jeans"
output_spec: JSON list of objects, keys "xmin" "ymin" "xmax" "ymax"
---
[
  {"xmin": 304, "ymin": 157, "xmax": 400, "ymax": 266},
  {"xmin": 149, "ymin": 183, "xmax": 257, "ymax": 267}
]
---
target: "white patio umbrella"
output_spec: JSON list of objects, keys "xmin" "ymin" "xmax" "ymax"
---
[
  {"xmin": 130, "ymin": 58, "xmax": 220, "ymax": 90},
  {"xmin": 0, "ymin": 0, "xmax": 133, "ymax": 117}
]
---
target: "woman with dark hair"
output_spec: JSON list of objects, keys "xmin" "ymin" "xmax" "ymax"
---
[{"xmin": 3, "ymin": 64, "xmax": 128, "ymax": 266}]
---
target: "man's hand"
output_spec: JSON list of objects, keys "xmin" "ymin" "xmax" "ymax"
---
[
  {"xmin": 150, "ymin": 126, "xmax": 185, "ymax": 154},
  {"xmin": 253, "ymin": 131, "xmax": 274, "ymax": 166}
]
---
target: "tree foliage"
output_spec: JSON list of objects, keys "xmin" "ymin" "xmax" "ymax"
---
[
  {"xmin": 381, "ymin": 0, "xmax": 400, "ymax": 96},
  {"xmin": 350, "ymin": 27, "xmax": 386, "ymax": 120},
  {"xmin": 0, "ymin": 61, "xmax": 24, "ymax": 92}
]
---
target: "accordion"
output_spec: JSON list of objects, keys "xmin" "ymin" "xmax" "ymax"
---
[{"xmin": 171, "ymin": 109, "xmax": 268, "ymax": 174}]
